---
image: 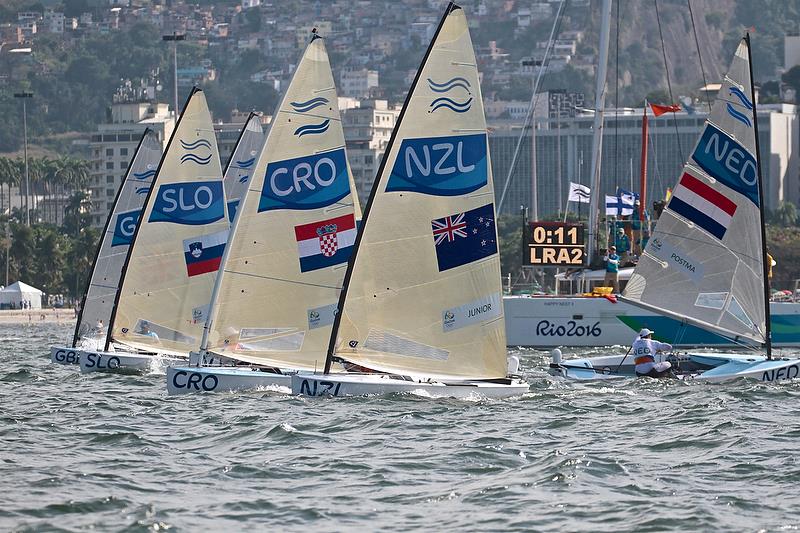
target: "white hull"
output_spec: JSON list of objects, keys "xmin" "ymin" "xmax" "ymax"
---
[
  {"xmin": 550, "ymin": 350, "xmax": 800, "ymax": 384},
  {"xmin": 166, "ymin": 366, "xmax": 292, "ymax": 395},
  {"xmin": 50, "ymin": 345, "xmax": 81, "ymax": 365},
  {"xmin": 79, "ymin": 349, "xmax": 185, "ymax": 374},
  {"xmin": 504, "ymin": 296, "xmax": 800, "ymax": 348},
  {"xmin": 291, "ymin": 373, "xmax": 529, "ymax": 399}
]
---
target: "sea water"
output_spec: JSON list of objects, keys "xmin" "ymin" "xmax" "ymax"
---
[{"xmin": 2, "ymin": 323, "xmax": 799, "ymax": 531}]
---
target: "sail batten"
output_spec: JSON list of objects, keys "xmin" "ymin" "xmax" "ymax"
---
[
  {"xmin": 73, "ymin": 130, "xmax": 162, "ymax": 348},
  {"xmin": 326, "ymin": 3, "xmax": 508, "ymax": 380},
  {"xmin": 200, "ymin": 33, "xmax": 360, "ymax": 369},
  {"xmin": 109, "ymin": 88, "xmax": 229, "ymax": 354},
  {"xmin": 623, "ymin": 38, "xmax": 767, "ymax": 347}
]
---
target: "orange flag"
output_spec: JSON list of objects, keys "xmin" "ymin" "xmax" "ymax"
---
[{"xmin": 649, "ymin": 102, "xmax": 681, "ymax": 116}]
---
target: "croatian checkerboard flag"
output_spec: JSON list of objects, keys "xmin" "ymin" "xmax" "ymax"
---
[
  {"xmin": 183, "ymin": 229, "xmax": 228, "ymax": 277},
  {"xmin": 431, "ymin": 203, "xmax": 497, "ymax": 272},
  {"xmin": 294, "ymin": 213, "xmax": 357, "ymax": 273},
  {"xmin": 667, "ymin": 172, "xmax": 737, "ymax": 240}
]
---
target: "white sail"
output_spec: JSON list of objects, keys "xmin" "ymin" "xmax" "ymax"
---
[
  {"xmin": 623, "ymin": 39, "xmax": 766, "ymax": 344},
  {"xmin": 73, "ymin": 129, "xmax": 162, "ymax": 347},
  {"xmin": 223, "ymin": 114, "xmax": 265, "ymax": 222},
  {"xmin": 201, "ymin": 33, "xmax": 361, "ymax": 369},
  {"xmin": 109, "ymin": 88, "xmax": 229, "ymax": 354},
  {"xmin": 329, "ymin": 4, "xmax": 506, "ymax": 379}
]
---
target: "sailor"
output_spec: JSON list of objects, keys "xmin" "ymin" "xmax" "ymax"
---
[
  {"xmin": 603, "ymin": 245, "xmax": 620, "ymax": 292},
  {"xmin": 138, "ymin": 321, "xmax": 159, "ymax": 342},
  {"xmin": 615, "ymin": 227, "xmax": 630, "ymax": 263},
  {"xmin": 632, "ymin": 328, "xmax": 673, "ymax": 378},
  {"xmin": 95, "ymin": 319, "xmax": 105, "ymax": 333}
]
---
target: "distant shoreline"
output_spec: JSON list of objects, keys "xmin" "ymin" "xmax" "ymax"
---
[{"xmin": 0, "ymin": 309, "xmax": 76, "ymax": 324}]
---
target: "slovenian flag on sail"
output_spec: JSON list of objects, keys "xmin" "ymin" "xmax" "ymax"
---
[
  {"xmin": 667, "ymin": 172, "xmax": 737, "ymax": 240},
  {"xmin": 431, "ymin": 203, "xmax": 497, "ymax": 272},
  {"xmin": 294, "ymin": 214, "xmax": 357, "ymax": 273},
  {"xmin": 183, "ymin": 229, "xmax": 228, "ymax": 277}
]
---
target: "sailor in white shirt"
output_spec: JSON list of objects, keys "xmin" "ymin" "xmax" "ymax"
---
[{"xmin": 631, "ymin": 328, "xmax": 673, "ymax": 378}]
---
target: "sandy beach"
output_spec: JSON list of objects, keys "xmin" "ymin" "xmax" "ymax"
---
[{"xmin": 0, "ymin": 309, "xmax": 76, "ymax": 325}]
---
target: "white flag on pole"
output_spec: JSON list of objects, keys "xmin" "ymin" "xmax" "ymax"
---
[{"xmin": 568, "ymin": 182, "xmax": 591, "ymax": 203}]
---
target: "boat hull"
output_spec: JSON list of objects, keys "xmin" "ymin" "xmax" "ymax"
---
[
  {"xmin": 50, "ymin": 345, "xmax": 80, "ymax": 365},
  {"xmin": 79, "ymin": 350, "xmax": 184, "ymax": 374},
  {"xmin": 504, "ymin": 296, "xmax": 800, "ymax": 348},
  {"xmin": 166, "ymin": 366, "xmax": 292, "ymax": 395},
  {"xmin": 291, "ymin": 373, "xmax": 530, "ymax": 399}
]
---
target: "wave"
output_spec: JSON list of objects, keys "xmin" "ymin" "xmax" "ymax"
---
[
  {"xmin": 238, "ymin": 175, "xmax": 250, "ymax": 183},
  {"xmin": 135, "ymin": 187, "xmax": 150, "ymax": 195},
  {"xmin": 290, "ymin": 97, "xmax": 330, "ymax": 113},
  {"xmin": 294, "ymin": 119, "xmax": 330, "ymax": 137},
  {"xmin": 180, "ymin": 139, "xmax": 212, "ymax": 150},
  {"xmin": 726, "ymin": 103, "xmax": 752, "ymax": 127},
  {"xmin": 132, "ymin": 169, "xmax": 156, "ymax": 180},
  {"xmin": 427, "ymin": 77, "xmax": 471, "ymax": 93},
  {"xmin": 729, "ymin": 86, "xmax": 753, "ymax": 110},
  {"xmin": 180, "ymin": 154, "xmax": 212, "ymax": 165},
  {"xmin": 235, "ymin": 157, "xmax": 256, "ymax": 168},
  {"xmin": 430, "ymin": 96, "xmax": 473, "ymax": 113}
]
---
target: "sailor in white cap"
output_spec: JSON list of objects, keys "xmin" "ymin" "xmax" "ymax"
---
[{"xmin": 631, "ymin": 328, "xmax": 673, "ymax": 378}]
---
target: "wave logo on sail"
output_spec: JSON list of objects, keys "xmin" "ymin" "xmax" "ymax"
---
[
  {"xmin": 386, "ymin": 133, "xmax": 488, "ymax": 196},
  {"xmin": 290, "ymin": 97, "xmax": 329, "ymax": 113},
  {"xmin": 690, "ymin": 123, "xmax": 758, "ymax": 205},
  {"xmin": 427, "ymin": 77, "xmax": 472, "ymax": 113},
  {"xmin": 294, "ymin": 119, "xmax": 330, "ymax": 137},
  {"xmin": 235, "ymin": 157, "xmax": 256, "ymax": 169},
  {"xmin": 726, "ymin": 87, "xmax": 753, "ymax": 128},
  {"xmin": 180, "ymin": 139, "xmax": 213, "ymax": 166},
  {"xmin": 258, "ymin": 148, "xmax": 350, "ymax": 212},
  {"xmin": 133, "ymin": 169, "xmax": 156, "ymax": 180},
  {"xmin": 149, "ymin": 181, "xmax": 225, "ymax": 225},
  {"xmin": 111, "ymin": 209, "xmax": 141, "ymax": 247},
  {"xmin": 135, "ymin": 187, "xmax": 150, "ymax": 196}
]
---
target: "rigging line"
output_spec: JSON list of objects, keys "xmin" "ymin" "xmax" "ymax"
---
[
  {"xmin": 497, "ymin": 0, "xmax": 567, "ymax": 214},
  {"xmin": 653, "ymin": 0, "xmax": 684, "ymax": 163},
  {"xmin": 222, "ymin": 269, "xmax": 342, "ymax": 290},
  {"xmin": 614, "ymin": 0, "xmax": 620, "ymax": 191},
  {"xmin": 686, "ymin": 0, "xmax": 712, "ymax": 110}
]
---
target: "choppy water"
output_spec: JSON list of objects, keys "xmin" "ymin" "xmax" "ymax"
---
[{"xmin": 2, "ymin": 323, "xmax": 799, "ymax": 531}]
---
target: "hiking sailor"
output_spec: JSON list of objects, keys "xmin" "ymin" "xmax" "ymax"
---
[{"xmin": 632, "ymin": 328, "xmax": 673, "ymax": 378}]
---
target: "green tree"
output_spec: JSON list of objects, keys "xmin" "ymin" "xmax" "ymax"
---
[{"xmin": 770, "ymin": 201, "xmax": 798, "ymax": 227}]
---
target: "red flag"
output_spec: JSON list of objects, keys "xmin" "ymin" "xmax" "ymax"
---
[{"xmin": 649, "ymin": 102, "xmax": 681, "ymax": 116}]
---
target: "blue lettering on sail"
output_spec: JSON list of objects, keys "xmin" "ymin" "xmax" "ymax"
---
[
  {"xmin": 691, "ymin": 124, "xmax": 759, "ymax": 206},
  {"xmin": 386, "ymin": 133, "xmax": 488, "ymax": 196},
  {"xmin": 111, "ymin": 209, "xmax": 141, "ymax": 247},
  {"xmin": 258, "ymin": 148, "xmax": 350, "ymax": 212},
  {"xmin": 149, "ymin": 181, "xmax": 225, "ymax": 225}
]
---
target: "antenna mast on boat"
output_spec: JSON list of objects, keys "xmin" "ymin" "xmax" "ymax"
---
[
  {"xmin": 586, "ymin": 0, "xmax": 613, "ymax": 265},
  {"xmin": 745, "ymin": 33, "xmax": 773, "ymax": 360}
]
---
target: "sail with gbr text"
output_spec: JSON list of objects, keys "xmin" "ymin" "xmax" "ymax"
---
[{"xmin": 623, "ymin": 39, "xmax": 766, "ymax": 345}]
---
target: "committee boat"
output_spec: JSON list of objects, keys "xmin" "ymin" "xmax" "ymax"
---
[
  {"xmin": 167, "ymin": 30, "xmax": 362, "ymax": 394},
  {"xmin": 80, "ymin": 88, "xmax": 230, "ymax": 373},
  {"xmin": 50, "ymin": 129, "xmax": 161, "ymax": 366},
  {"xmin": 292, "ymin": 3, "xmax": 528, "ymax": 399},
  {"xmin": 550, "ymin": 36, "xmax": 800, "ymax": 383}
]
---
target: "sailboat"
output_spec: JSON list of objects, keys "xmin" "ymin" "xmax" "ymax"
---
[
  {"xmin": 292, "ymin": 3, "xmax": 529, "ymax": 398},
  {"xmin": 80, "ymin": 88, "xmax": 230, "ymax": 373},
  {"xmin": 223, "ymin": 113, "xmax": 265, "ymax": 223},
  {"xmin": 551, "ymin": 35, "xmax": 800, "ymax": 383},
  {"xmin": 49, "ymin": 129, "xmax": 162, "ymax": 365},
  {"xmin": 166, "ymin": 30, "xmax": 362, "ymax": 394}
]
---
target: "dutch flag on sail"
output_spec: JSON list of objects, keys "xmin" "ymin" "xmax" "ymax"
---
[
  {"xmin": 183, "ymin": 229, "xmax": 228, "ymax": 277},
  {"xmin": 294, "ymin": 214, "xmax": 357, "ymax": 273},
  {"xmin": 667, "ymin": 172, "xmax": 738, "ymax": 240}
]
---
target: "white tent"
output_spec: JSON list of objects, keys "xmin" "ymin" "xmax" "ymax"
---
[{"xmin": 0, "ymin": 281, "xmax": 44, "ymax": 309}]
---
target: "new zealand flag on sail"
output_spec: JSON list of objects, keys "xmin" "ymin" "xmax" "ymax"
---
[{"xmin": 431, "ymin": 203, "xmax": 497, "ymax": 272}]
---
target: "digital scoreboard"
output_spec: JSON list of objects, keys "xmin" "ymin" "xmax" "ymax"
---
[{"xmin": 527, "ymin": 222, "xmax": 585, "ymax": 266}]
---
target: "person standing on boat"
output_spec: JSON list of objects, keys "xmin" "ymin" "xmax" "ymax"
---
[
  {"xmin": 632, "ymin": 328, "xmax": 673, "ymax": 378},
  {"xmin": 614, "ymin": 228, "xmax": 630, "ymax": 263},
  {"xmin": 603, "ymin": 245, "xmax": 620, "ymax": 292}
]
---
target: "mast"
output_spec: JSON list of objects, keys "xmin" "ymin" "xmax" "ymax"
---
[
  {"xmin": 103, "ymin": 87, "xmax": 200, "ymax": 352},
  {"xmin": 745, "ymin": 33, "xmax": 772, "ymax": 359},
  {"xmin": 586, "ymin": 0, "xmax": 613, "ymax": 265},
  {"xmin": 638, "ymin": 105, "xmax": 648, "ymax": 242},
  {"xmin": 322, "ymin": 2, "xmax": 459, "ymax": 374},
  {"xmin": 71, "ymin": 128, "xmax": 152, "ymax": 348}
]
